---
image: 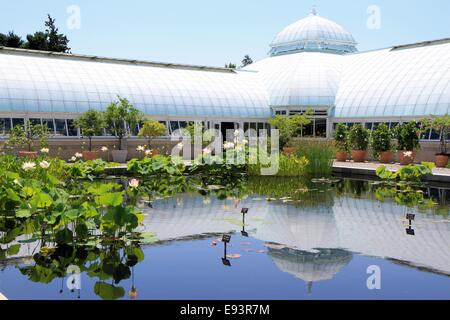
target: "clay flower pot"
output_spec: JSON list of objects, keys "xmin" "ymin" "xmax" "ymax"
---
[
  {"xmin": 282, "ymin": 147, "xmax": 296, "ymax": 156},
  {"xmin": 398, "ymin": 150, "xmax": 416, "ymax": 165},
  {"xmin": 335, "ymin": 151, "xmax": 347, "ymax": 162},
  {"xmin": 351, "ymin": 150, "xmax": 368, "ymax": 163},
  {"xmin": 435, "ymin": 154, "xmax": 449, "ymax": 168},
  {"xmin": 18, "ymin": 151, "xmax": 38, "ymax": 159},
  {"xmin": 82, "ymin": 151, "xmax": 99, "ymax": 161},
  {"xmin": 379, "ymin": 151, "xmax": 393, "ymax": 164}
]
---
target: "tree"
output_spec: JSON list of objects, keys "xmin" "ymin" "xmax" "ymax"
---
[
  {"xmin": 74, "ymin": 109, "xmax": 106, "ymax": 152},
  {"xmin": 241, "ymin": 55, "xmax": 253, "ymax": 68},
  {"xmin": 6, "ymin": 120, "xmax": 49, "ymax": 152},
  {"xmin": 138, "ymin": 120, "xmax": 167, "ymax": 149},
  {"xmin": 25, "ymin": 31, "xmax": 49, "ymax": 51},
  {"xmin": 268, "ymin": 110, "xmax": 313, "ymax": 148},
  {"xmin": 0, "ymin": 31, "xmax": 24, "ymax": 48},
  {"xmin": 45, "ymin": 15, "xmax": 70, "ymax": 53},
  {"xmin": 224, "ymin": 62, "xmax": 236, "ymax": 69},
  {"xmin": 105, "ymin": 97, "xmax": 142, "ymax": 150}
]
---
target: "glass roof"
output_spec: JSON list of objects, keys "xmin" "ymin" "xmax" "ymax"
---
[
  {"xmin": 269, "ymin": 9, "xmax": 357, "ymax": 56},
  {"xmin": 0, "ymin": 51, "xmax": 271, "ymax": 119},
  {"xmin": 334, "ymin": 42, "xmax": 450, "ymax": 119},
  {"xmin": 245, "ymin": 52, "xmax": 343, "ymax": 108}
]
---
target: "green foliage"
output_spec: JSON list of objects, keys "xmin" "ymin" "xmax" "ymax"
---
[
  {"xmin": 248, "ymin": 153, "xmax": 309, "ymax": 177},
  {"xmin": 6, "ymin": 120, "xmax": 50, "ymax": 151},
  {"xmin": 376, "ymin": 162, "xmax": 435, "ymax": 183},
  {"xmin": 0, "ymin": 31, "xmax": 24, "ymax": 48},
  {"xmin": 371, "ymin": 123, "xmax": 394, "ymax": 157},
  {"xmin": 2, "ymin": 16, "xmax": 70, "ymax": 52},
  {"xmin": 395, "ymin": 121, "xmax": 421, "ymax": 151},
  {"xmin": 65, "ymin": 159, "xmax": 108, "ymax": 181},
  {"xmin": 74, "ymin": 109, "xmax": 106, "ymax": 151},
  {"xmin": 348, "ymin": 124, "xmax": 370, "ymax": 151},
  {"xmin": 421, "ymin": 114, "xmax": 450, "ymax": 154},
  {"xmin": 224, "ymin": 62, "xmax": 236, "ymax": 69},
  {"xmin": 127, "ymin": 155, "xmax": 185, "ymax": 176},
  {"xmin": 105, "ymin": 97, "xmax": 143, "ymax": 150},
  {"xmin": 268, "ymin": 111, "xmax": 313, "ymax": 148},
  {"xmin": 294, "ymin": 139, "xmax": 335, "ymax": 175},
  {"xmin": 333, "ymin": 123, "xmax": 349, "ymax": 152},
  {"xmin": 241, "ymin": 55, "xmax": 253, "ymax": 67},
  {"xmin": 137, "ymin": 120, "xmax": 167, "ymax": 148}
]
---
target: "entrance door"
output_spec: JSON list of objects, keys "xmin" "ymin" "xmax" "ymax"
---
[{"xmin": 221, "ymin": 122, "xmax": 235, "ymax": 142}]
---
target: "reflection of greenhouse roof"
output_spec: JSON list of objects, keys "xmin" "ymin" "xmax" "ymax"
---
[{"xmin": 0, "ymin": 47, "xmax": 270, "ymax": 119}]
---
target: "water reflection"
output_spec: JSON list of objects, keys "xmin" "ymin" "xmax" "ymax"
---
[{"xmin": 1, "ymin": 177, "xmax": 450, "ymax": 299}]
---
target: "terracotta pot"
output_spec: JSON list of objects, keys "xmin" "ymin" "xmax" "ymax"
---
[
  {"xmin": 398, "ymin": 150, "xmax": 416, "ymax": 165},
  {"xmin": 435, "ymin": 154, "xmax": 449, "ymax": 168},
  {"xmin": 351, "ymin": 150, "xmax": 368, "ymax": 163},
  {"xmin": 150, "ymin": 149, "xmax": 160, "ymax": 157},
  {"xmin": 335, "ymin": 151, "xmax": 347, "ymax": 162},
  {"xmin": 378, "ymin": 151, "xmax": 393, "ymax": 164},
  {"xmin": 111, "ymin": 150, "xmax": 128, "ymax": 163},
  {"xmin": 82, "ymin": 151, "xmax": 99, "ymax": 161},
  {"xmin": 282, "ymin": 147, "xmax": 296, "ymax": 156},
  {"xmin": 18, "ymin": 151, "xmax": 38, "ymax": 159}
]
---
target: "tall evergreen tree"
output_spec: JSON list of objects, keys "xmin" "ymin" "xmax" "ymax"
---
[
  {"xmin": 25, "ymin": 31, "xmax": 48, "ymax": 51},
  {"xmin": 45, "ymin": 15, "xmax": 70, "ymax": 53},
  {"xmin": 241, "ymin": 55, "xmax": 253, "ymax": 67}
]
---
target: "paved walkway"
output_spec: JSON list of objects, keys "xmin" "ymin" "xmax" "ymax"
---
[{"xmin": 333, "ymin": 160, "xmax": 450, "ymax": 182}]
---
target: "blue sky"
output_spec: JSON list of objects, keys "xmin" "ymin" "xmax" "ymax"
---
[{"xmin": 1, "ymin": 0, "xmax": 449, "ymax": 66}]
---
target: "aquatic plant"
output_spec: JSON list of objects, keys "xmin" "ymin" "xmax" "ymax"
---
[{"xmin": 293, "ymin": 139, "xmax": 335, "ymax": 175}]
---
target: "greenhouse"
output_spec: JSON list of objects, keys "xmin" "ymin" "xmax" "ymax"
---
[{"xmin": 0, "ymin": 8, "xmax": 448, "ymax": 141}]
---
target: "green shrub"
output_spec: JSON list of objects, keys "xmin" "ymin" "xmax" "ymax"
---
[
  {"xmin": 395, "ymin": 121, "xmax": 421, "ymax": 151},
  {"xmin": 333, "ymin": 123, "xmax": 349, "ymax": 152},
  {"xmin": 349, "ymin": 124, "xmax": 370, "ymax": 151},
  {"xmin": 248, "ymin": 153, "xmax": 309, "ymax": 177},
  {"xmin": 371, "ymin": 123, "xmax": 393, "ymax": 157}
]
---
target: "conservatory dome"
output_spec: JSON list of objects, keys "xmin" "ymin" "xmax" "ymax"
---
[{"xmin": 269, "ymin": 7, "xmax": 358, "ymax": 56}]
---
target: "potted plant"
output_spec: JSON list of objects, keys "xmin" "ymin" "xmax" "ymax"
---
[
  {"xmin": 105, "ymin": 97, "xmax": 142, "ymax": 163},
  {"xmin": 395, "ymin": 121, "xmax": 420, "ymax": 165},
  {"xmin": 74, "ymin": 109, "xmax": 106, "ymax": 161},
  {"xmin": 421, "ymin": 114, "xmax": 450, "ymax": 167},
  {"xmin": 348, "ymin": 124, "xmax": 369, "ymax": 162},
  {"xmin": 333, "ymin": 123, "xmax": 349, "ymax": 161},
  {"xmin": 371, "ymin": 123, "xmax": 394, "ymax": 164},
  {"xmin": 138, "ymin": 120, "xmax": 167, "ymax": 157},
  {"xmin": 6, "ymin": 120, "xmax": 49, "ymax": 159}
]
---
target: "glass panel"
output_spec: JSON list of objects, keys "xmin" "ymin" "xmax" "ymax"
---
[
  {"xmin": 244, "ymin": 123, "xmax": 249, "ymax": 132},
  {"xmin": 42, "ymin": 119, "xmax": 55, "ymax": 134},
  {"xmin": 29, "ymin": 118, "xmax": 41, "ymax": 126},
  {"xmin": 170, "ymin": 121, "xmax": 180, "ymax": 133},
  {"xmin": 430, "ymin": 129, "xmax": 440, "ymax": 140},
  {"xmin": 302, "ymin": 122, "xmax": 314, "ymax": 137},
  {"xmin": 0, "ymin": 118, "xmax": 11, "ymax": 135},
  {"xmin": 55, "ymin": 119, "xmax": 67, "ymax": 136},
  {"xmin": 66, "ymin": 119, "xmax": 78, "ymax": 136},
  {"xmin": 179, "ymin": 121, "xmax": 187, "ymax": 129},
  {"xmin": 365, "ymin": 123, "xmax": 373, "ymax": 130},
  {"xmin": 12, "ymin": 118, "xmax": 24, "ymax": 127},
  {"xmin": 315, "ymin": 118, "xmax": 327, "ymax": 137}
]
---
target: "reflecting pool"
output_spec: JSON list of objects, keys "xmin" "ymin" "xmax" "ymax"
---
[{"xmin": 1, "ymin": 177, "xmax": 450, "ymax": 300}]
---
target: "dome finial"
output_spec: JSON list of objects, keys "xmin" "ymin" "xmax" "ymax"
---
[{"xmin": 310, "ymin": 5, "xmax": 317, "ymax": 15}]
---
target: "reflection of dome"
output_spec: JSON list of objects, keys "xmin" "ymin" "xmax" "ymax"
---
[
  {"xmin": 268, "ymin": 248, "xmax": 352, "ymax": 291},
  {"xmin": 269, "ymin": 7, "xmax": 357, "ymax": 56}
]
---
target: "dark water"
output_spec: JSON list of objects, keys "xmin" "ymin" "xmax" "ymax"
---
[{"xmin": 1, "ymin": 178, "xmax": 450, "ymax": 300}]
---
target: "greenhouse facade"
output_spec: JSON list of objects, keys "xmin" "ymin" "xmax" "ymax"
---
[{"xmin": 0, "ymin": 8, "xmax": 449, "ymax": 141}]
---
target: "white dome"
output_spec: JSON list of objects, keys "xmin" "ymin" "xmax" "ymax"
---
[
  {"xmin": 269, "ymin": 8, "xmax": 357, "ymax": 56},
  {"xmin": 244, "ymin": 52, "xmax": 343, "ymax": 108}
]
